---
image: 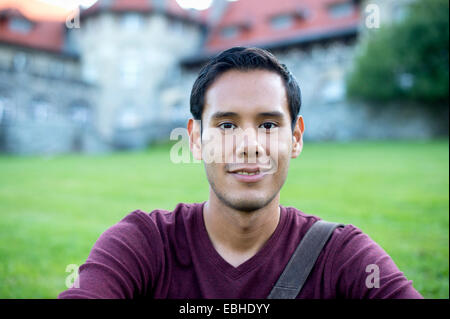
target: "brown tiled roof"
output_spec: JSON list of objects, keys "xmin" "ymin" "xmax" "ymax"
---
[
  {"xmin": 0, "ymin": 0, "xmax": 208, "ymax": 54},
  {"xmin": 81, "ymin": 0, "xmax": 209, "ymax": 24},
  {"xmin": 204, "ymin": 0, "xmax": 361, "ymax": 54},
  {"xmin": 0, "ymin": 0, "xmax": 361, "ymax": 57},
  {"xmin": 0, "ymin": 6, "xmax": 65, "ymax": 53}
]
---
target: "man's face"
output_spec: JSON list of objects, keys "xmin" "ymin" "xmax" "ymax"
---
[{"xmin": 189, "ymin": 69, "xmax": 304, "ymax": 212}]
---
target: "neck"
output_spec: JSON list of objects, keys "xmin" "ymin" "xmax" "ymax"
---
[{"xmin": 203, "ymin": 190, "xmax": 281, "ymax": 267}]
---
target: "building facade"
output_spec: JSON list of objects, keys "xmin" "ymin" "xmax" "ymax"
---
[{"xmin": 0, "ymin": 0, "xmax": 439, "ymax": 155}]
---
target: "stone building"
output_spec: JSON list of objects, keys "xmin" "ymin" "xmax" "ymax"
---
[
  {"xmin": 0, "ymin": 0, "xmax": 439, "ymax": 155},
  {"xmin": 0, "ymin": 7, "xmax": 100, "ymax": 154}
]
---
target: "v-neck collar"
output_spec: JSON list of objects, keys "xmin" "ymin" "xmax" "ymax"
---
[{"xmin": 195, "ymin": 201, "xmax": 288, "ymax": 280}]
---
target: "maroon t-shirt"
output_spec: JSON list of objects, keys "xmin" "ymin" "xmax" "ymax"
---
[{"xmin": 58, "ymin": 202, "xmax": 423, "ymax": 299}]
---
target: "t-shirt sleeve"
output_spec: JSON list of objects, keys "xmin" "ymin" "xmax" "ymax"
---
[
  {"xmin": 58, "ymin": 211, "xmax": 162, "ymax": 299},
  {"xmin": 329, "ymin": 225, "xmax": 423, "ymax": 299}
]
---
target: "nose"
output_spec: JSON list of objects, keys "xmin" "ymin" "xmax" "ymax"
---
[{"xmin": 235, "ymin": 128, "xmax": 265, "ymax": 163}]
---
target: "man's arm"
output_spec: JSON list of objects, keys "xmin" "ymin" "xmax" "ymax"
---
[
  {"xmin": 329, "ymin": 225, "xmax": 423, "ymax": 299},
  {"xmin": 58, "ymin": 211, "xmax": 161, "ymax": 299}
]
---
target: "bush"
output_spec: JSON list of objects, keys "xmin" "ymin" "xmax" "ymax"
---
[{"xmin": 347, "ymin": 0, "xmax": 449, "ymax": 108}]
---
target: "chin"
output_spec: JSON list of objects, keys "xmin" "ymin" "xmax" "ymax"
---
[
  {"xmin": 231, "ymin": 200, "xmax": 266, "ymax": 212},
  {"xmin": 218, "ymin": 192, "xmax": 276, "ymax": 213}
]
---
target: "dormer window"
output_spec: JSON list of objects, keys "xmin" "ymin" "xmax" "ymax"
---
[
  {"xmin": 328, "ymin": 1, "xmax": 354, "ymax": 19},
  {"xmin": 220, "ymin": 25, "xmax": 239, "ymax": 39},
  {"xmin": 220, "ymin": 20, "xmax": 252, "ymax": 39},
  {"xmin": 270, "ymin": 14, "xmax": 294, "ymax": 30},
  {"xmin": 9, "ymin": 17, "xmax": 33, "ymax": 33},
  {"xmin": 269, "ymin": 8, "xmax": 309, "ymax": 31}
]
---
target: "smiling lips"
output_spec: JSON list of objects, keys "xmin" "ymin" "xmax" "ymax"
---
[{"xmin": 228, "ymin": 166, "xmax": 269, "ymax": 182}]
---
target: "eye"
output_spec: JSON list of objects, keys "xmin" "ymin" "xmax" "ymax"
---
[
  {"xmin": 218, "ymin": 122, "xmax": 237, "ymax": 130},
  {"xmin": 259, "ymin": 122, "xmax": 278, "ymax": 130}
]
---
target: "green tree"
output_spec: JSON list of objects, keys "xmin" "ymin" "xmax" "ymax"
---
[{"xmin": 347, "ymin": 0, "xmax": 449, "ymax": 108}]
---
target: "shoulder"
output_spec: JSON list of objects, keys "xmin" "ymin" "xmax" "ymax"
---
[
  {"xmin": 103, "ymin": 202, "xmax": 202, "ymax": 242},
  {"xmin": 282, "ymin": 205, "xmax": 321, "ymax": 231},
  {"xmin": 90, "ymin": 203, "xmax": 200, "ymax": 258},
  {"xmin": 281, "ymin": 206, "xmax": 423, "ymax": 298},
  {"xmin": 282, "ymin": 205, "xmax": 356, "ymax": 240},
  {"xmin": 87, "ymin": 203, "xmax": 201, "ymax": 270},
  {"xmin": 282, "ymin": 205, "xmax": 370, "ymax": 258},
  {"xmin": 282, "ymin": 209, "xmax": 393, "ymax": 274}
]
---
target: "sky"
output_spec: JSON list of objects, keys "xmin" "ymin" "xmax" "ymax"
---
[
  {"xmin": 36, "ymin": 0, "xmax": 237, "ymax": 11},
  {"xmin": 0, "ymin": 0, "xmax": 73, "ymax": 20},
  {"xmin": 38, "ymin": 0, "xmax": 99, "ymax": 10},
  {"xmin": 0, "ymin": 0, "xmax": 240, "ymax": 21},
  {"xmin": 176, "ymin": 0, "xmax": 213, "ymax": 10}
]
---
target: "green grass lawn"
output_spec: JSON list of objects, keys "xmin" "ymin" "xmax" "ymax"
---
[{"xmin": 0, "ymin": 139, "xmax": 448, "ymax": 298}]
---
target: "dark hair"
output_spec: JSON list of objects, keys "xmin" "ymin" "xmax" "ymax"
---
[{"xmin": 190, "ymin": 46, "xmax": 302, "ymax": 131}]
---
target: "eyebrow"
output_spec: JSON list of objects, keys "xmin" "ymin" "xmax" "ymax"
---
[
  {"xmin": 211, "ymin": 112, "xmax": 239, "ymax": 120},
  {"xmin": 210, "ymin": 111, "xmax": 285, "ymax": 120},
  {"xmin": 257, "ymin": 111, "xmax": 284, "ymax": 118}
]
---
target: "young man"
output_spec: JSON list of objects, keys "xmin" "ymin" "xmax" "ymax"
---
[{"xmin": 59, "ymin": 47, "xmax": 423, "ymax": 299}]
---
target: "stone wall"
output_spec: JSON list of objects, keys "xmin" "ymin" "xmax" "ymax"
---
[
  {"xmin": 1, "ymin": 1, "xmax": 446, "ymax": 155},
  {"xmin": 273, "ymin": 41, "xmax": 445, "ymax": 141},
  {"xmin": 168, "ymin": 39, "xmax": 446, "ymax": 142},
  {"xmin": 71, "ymin": 11, "xmax": 205, "ymax": 141},
  {"xmin": 0, "ymin": 66, "xmax": 110, "ymax": 155}
]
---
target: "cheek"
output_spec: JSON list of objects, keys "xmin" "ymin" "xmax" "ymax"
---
[
  {"xmin": 267, "ymin": 136, "xmax": 292, "ymax": 167},
  {"xmin": 204, "ymin": 162, "xmax": 226, "ymax": 184},
  {"xmin": 202, "ymin": 131, "xmax": 230, "ymax": 164}
]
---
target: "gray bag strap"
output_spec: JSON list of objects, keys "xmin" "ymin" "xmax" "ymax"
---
[{"xmin": 267, "ymin": 220, "xmax": 345, "ymax": 299}]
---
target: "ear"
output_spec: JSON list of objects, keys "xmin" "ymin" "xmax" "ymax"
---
[
  {"xmin": 291, "ymin": 116, "xmax": 305, "ymax": 159},
  {"xmin": 187, "ymin": 118, "xmax": 202, "ymax": 161}
]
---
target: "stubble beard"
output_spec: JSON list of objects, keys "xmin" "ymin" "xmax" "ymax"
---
[{"xmin": 206, "ymin": 164, "xmax": 287, "ymax": 213}]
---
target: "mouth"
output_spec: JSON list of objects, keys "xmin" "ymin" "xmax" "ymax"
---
[{"xmin": 228, "ymin": 166, "xmax": 267, "ymax": 183}]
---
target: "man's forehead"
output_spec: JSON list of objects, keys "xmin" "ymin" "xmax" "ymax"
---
[{"xmin": 203, "ymin": 69, "xmax": 289, "ymax": 120}]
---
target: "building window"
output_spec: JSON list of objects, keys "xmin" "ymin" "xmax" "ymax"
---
[
  {"xmin": 117, "ymin": 106, "xmax": 141, "ymax": 129},
  {"xmin": 120, "ymin": 59, "xmax": 140, "ymax": 88},
  {"xmin": 70, "ymin": 102, "xmax": 90, "ymax": 125},
  {"xmin": 9, "ymin": 17, "xmax": 33, "ymax": 33},
  {"xmin": 328, "ymin": 1, "xmax": 354, "ymax": 19},
  {"xmin": 220, "ymin": 26, "xmax": 239, "ymax": 39},
  {"xmin": 0, "ymin": 95, "xmax": 15, "ymax": 124},
  {"xmin": 121, "ymin": 13, "xmax": 144, "ymax": 30},
  {"xmin": 12, "ymin": 52, "xmax": 27, "ymax": 71},
  {"xmin": 30, "ymin": 98, "xmax": 50, "ymax": 122},
  {"xmin": 295, "ymin": 7, "xmax": 311, "ymax": 20},
  {"xmin": 270, "ymin": 14, "xmax": 294, "ymax": 30}
]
